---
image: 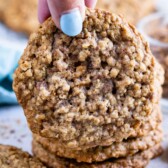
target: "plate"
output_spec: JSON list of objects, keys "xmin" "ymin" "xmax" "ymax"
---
[{"xmin": 0, "ymin": 106, "xmax": 32, "ymax": 153}]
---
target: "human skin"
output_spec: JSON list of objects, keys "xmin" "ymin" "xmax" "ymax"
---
[{"xmin": 38, "ymin": 0, "xmax": 97, "ymax": 36}]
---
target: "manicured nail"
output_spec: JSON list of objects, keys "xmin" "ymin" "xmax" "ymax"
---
[{"xmin": 60, "ymin": 9, "xmax": 82, "ymax": 37}]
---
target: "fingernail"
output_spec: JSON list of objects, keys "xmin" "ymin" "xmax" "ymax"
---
[{"xmin": 60, "ymin": 8, "xmax": 82, "ymax": 37}]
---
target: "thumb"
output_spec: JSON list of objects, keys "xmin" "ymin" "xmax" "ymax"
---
[{"xmin": 47, "ymin": 0, "xmax": 85, "ymax": 36}]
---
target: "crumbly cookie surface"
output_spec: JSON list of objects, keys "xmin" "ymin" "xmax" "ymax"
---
[
  {"xmin": 0, "ymin": 145, "xmax": 45, "ymax": 168},
  {"xmin": 33, "ymin": 104, "xmax": 162, "ymax": 163},
  {"xmin": 96, "ymin": 0, "xmax": 154, "ymax": 24},
  {"xmin": 32, "ymin": 141, "xmax": 163, "ymax": 168},
  {"xmin": 34, "ymin": 125, "xmax": 162, "ymax": 163},
  {"xmin": 0, "ymin": 0, "xmax": 38, "ymax": 35},
  {"xmin": 13, "ymin": 9, "xmax": 161, "ymax": 149}
]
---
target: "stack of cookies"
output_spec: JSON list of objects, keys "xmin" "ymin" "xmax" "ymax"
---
[
  {"xmin": 13, "ymin": 9, "xmax": 164, "ymax": 168},
  {"xmin": 0, "ymin": 145, "xmax": 46, "ymax": 168}
]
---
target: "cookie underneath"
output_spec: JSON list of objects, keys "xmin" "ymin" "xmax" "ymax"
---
[
  {"xmin": 33, "ymin": 105, "xmax": 162, "ymax": 163},
  {"xmin": 34, "ymin": 125, "xmax": 162, "ymax": 163},
  {"xmin": 32, "ymin": 140, "xmax": 163, "ymax": 168},
  {"xmin": 0, "ymin": 144, "xmax": 45, "ymax": 168}
]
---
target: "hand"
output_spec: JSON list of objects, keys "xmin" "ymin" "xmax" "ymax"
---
[{"xmin": 38, "ymin": 0, "xmax": 97, "ymax": 36}]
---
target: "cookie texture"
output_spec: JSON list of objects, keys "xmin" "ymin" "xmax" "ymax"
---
[
  {"xmin": 0, "ymin": 0, "xmax": 38, "ymax": 35},
  {"xmin": 32, "ymin": 141, "xmax": 163, "ymax": 168},
  {"xmin": 33, "ymin": 104, "xmax": 162, "ymax": 162},
  {"xmin": 0, "ymin": 144, "xmax": 45, "ymax": 168},
  {"xmin": 97, "ymin": 0, "xmax": 155, "ymax": 24},
  {"xmin": 34, "ymin": 125, "xmax": 162, "ymax": 163},
  {"xmin": 13, "ymin": 9, "xmax": 163, "ymax": 149}
]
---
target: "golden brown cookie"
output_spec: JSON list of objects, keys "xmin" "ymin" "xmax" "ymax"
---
[
  {"xmin": 33, "ymin": 104, "xmax": 162, "ymax": 163},
  {"xmin": 32, "ymin": 140, "xmax": 163, "ymax": 168},
  {"xmin": 96, "ymin": 0, "xmax": 155, "ymax": 24},
  {"xmin": 34, "ymin": 125, "xmax": 162, "ymax": 163},
  {"xmin": 13, "ymin": 9, "xmax": 163, "ymax": 149},
  {"xmin": 0, "ymin": 144, "xmax": 46, "ymax": 168},
  {"xmin": 32, "ymin": 103, "xmax": 162, "ymax": 151},
  {"xmin": 0, "ymin": 0, "xmax": 39, "ymax": 35}
]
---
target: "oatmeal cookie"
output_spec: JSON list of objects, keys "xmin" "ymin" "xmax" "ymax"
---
[
  {"xmin": 13, "ymin": 9, "xmax": 163, "ymax": 149},
  {"xmin": 96, "ymin": 0, "xmax": 155, "ymax": 24},
  {"xmin": 0, "ymin": 144, "xmax": 45, "ymax": 168},
  {"xmin": 34, "ymin": 125, "xmax": 162, "ymax": 163},
  {"xmin": 33, "ymin": 104, "xmax": 162, "ymax": 159},
  {"xmin": 32, "ymin": 141, "xmax": 163, "ymax": 168},
  {"xmin": 0, "ymin": 0, "xmax": 38, "ymax": 35}
]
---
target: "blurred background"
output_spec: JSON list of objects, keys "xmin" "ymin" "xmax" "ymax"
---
[{"xmin": 0, "ymin": 0, "xmax": 168, "ymax": 166}]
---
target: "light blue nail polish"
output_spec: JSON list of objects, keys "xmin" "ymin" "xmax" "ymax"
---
[{"xmin": 60, "ymin": 9, "xmax": 82, "ymax": 37}]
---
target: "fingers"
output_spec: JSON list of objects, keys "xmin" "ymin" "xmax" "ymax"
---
[
  {"xmin": 38, "ymin": 0, "xmax": 97, "ymax": 36},
  {"xmin": 47, "ymin": 0, "xmax": 85, "ymax": 36},
  {"xmin": 38, "ymin": 0, "xmax": 50, "ymax": 23},
  {"xmin": 85, "ymin": 0, "xmax": 97, "ymax": 8}
]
